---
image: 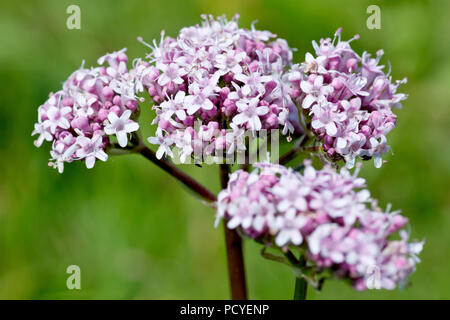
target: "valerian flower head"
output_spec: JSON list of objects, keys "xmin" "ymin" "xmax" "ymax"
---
[
  {"xmin": 137, "ymin": 14, "xmax": 301, "ymax": 163},
  {"xmin": 285, "ymin": 29, "xmax": 407, "ymax": 168},
  {"xmin": 216, "ymin": 161, "xmax": 423, "ymax": 290},
  {"xmin": 32, "ymin": 49, "xmax": 141, "ymax": 172}
]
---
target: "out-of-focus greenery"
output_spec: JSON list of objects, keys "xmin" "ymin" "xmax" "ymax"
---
[{"xmin": 0, "ymin": 0, "xmax": 449, "ymax": 299}]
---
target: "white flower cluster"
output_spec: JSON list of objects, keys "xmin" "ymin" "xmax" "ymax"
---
[
  {"xmin": 286, "ymin": 29, "xmax": 407, "ymax": 168},
  {"xmin": 138, "ymin": 14, "xmax": 300, "ymax": 162},
  {"xmin": 216, "ymin": 161, "xmax": 423, "ymax": 290},
  {"xmin": 32, "ymin": 50, "xmax": 141, "ymax": 172}
]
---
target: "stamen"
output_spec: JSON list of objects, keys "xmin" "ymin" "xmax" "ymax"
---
[
  {"xmin": 332, "ymin": 28, "xmax": 343, "ymax": 45},
  {"xmin": 251, "ymin": 20, "xmax": 259, "ymax": 32},
  {"xmin": 347, "ymin": 34, "xmax": 360, "ymax": 43},
  {"xmin": 137, "ymin": 36, "xmax": 153, "ymax": 49}
]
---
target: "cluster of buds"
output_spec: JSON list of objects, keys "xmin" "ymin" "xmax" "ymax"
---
[
  {"xmin": 286, "ymin": 29, "xmax": 407, "ymax": 168},
  {"xmin": 137, "ymin": 14, "xmax": 299, "ymax": 162},
  {"xmin": 216, "ymin": 161, "xmax": 423, "ymax": 290},
  {"xmin": 32, "ymin": 49, "xmax": 141, "ymax": 172}
]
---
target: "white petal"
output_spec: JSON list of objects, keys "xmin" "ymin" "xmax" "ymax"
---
[
  {"xmin": 147, "ymin": 136, "xmax": 160, "ymax": 145},
  {"xmin": 314, "ymin": 76, "xmax": 324, "ymax": 86},
  {"xmin": 308, "ymin": 237, "xmax": 320, "ymax": 255},
  {"xmin": 302, "ymin": 94, "xmax": 316, "ymax": 109},
  {"xmin": 241, "ymin": 85, "xmax": 251, "ymax": 96},
  {"xmin": 325, "ymin": 122, "xmax": 337, "ymax": 136},
  {"xmin": 121, "ymin": 109, "xmax": 132, "ymax": 120},
  {"xmin": 305, "ymin": 52, "xmax": 314, "ymax": 63},
  {"xmin": 277, "ymin": 200, "xmax": 290, "ymax": 212},
  {"xmin": 295, "ymin": 197, "xmax": 307, "ymax": 211},
  {"xmin": 311, "ymin": 119, "xmax": 323, "ymax": 129},
  {"xmin": 85, "ymin": 156, "xmax": 96, "ymax": 169},
  {"xmin": 116, "ymin": 131, "xmax": 128, "ymax": 147},
  {"xmin": 291, "ymin": 231, "xmax": 303, "ymax": 245},
  {"xmin": 374, "ymin": 156, "xmax": 382, "ymax": 168},
  {"xmin": 157, "ymin": 75, "xmax": 170, "ymax": 86},
  {"xmin": 59, "ymin": 118, "xmax": 70, "ymax": 129},
  {"xmin": 300, "ymin": 81, "xmax": 313, "ymax": 93},
  {"xmin": 345, "ymin": 157, "xmax": 355, "ymax": 169},
  {"xmin": 104, "ymin": 125, "xmax": 115, "ymax": 135},
  {"xmin": 187, "ymin": 104, "xmax": 200, "ymax": 115},
  {"xmin": 252, "ymin": 116, "xmax": 262, "ymax": 131},
  {"xmin": 370, "ymin": 137, "xmax": 379, "ymax": 147},
  {"xmin": 173, "ymin": 77, "xmax": 184, "ymax": 85},
  {"xmin": 202, "ymin": 99, "xmax": 214, "ymax": 110},
  {"xmin": 275, "ymin": 231, "xmax": 289, "ymax": 247},
  {"xmin": 304, "ymin": 166, "xmax": 316, "ymax": 179},
  {"xmin": 175, "ymin": 110, "xmax": 186, "ymax": 121},
  {"xmin": 156, "ymin": 146, "xmax": 165, "ymax": 159},
  {"xmin": 256, "ymin": 106, "xmax": 269, "ymax": 116},
  {"xmin": 174, "ymin": 91, "xmax": 185, "ymax": 102},
  {"xmin": 96, "ymin": 150, "xmax": 108, "ymax": 162},
  {"xmin": 231, "ymin": 64, "xmax": 243, "ymax": 75},
  {"xmin": 232, "ymin": 113, "xmax": 248, "ymax": 126},
  {"xmin": 234, "ymin": 73, "xmax": 247, "ymax": 83},
  {"xmin": 124, "ymin": 121, "xmax": 139, "ymax": 133},
  {"xmin": 336, "ymin": 137, "xmax": 347, "ymax": 149},
  {"xmin": 330, "ymin": 252, "xmax": 344, "ymax": 263},
  {"xmin": 227, "ymin": 217, "xmax": 241, "ymax": 229},
  {"xmin": 107, "ymin": 112, "xmax": 119, "ymax": 123},
  {"xmin": 357, "ymin": 190, "xmax": 369, "ymax": 202}
]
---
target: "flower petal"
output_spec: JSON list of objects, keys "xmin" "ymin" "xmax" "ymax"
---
[{"xmin": 116, "ymin": 131, "xmax": 128, "ymax": 147}]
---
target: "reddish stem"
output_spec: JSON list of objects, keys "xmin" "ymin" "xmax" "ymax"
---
[
  {"xmin": 138, "ymin": 145, "xmax": 216, "ymax": 203},
  {"xmin": 220, "ymin": 163, "xmax": 248, "ymax": 300}
]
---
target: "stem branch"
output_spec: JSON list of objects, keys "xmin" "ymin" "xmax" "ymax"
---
[{"xmin": 137, "ymin": 145, "xmax": 216, "ymax": 203}]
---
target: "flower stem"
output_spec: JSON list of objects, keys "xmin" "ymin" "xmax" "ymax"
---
[
  {"xmin": 137, "ymin": 145, "xmax": 217, "ymax": 203},
  {"xmin": 293, "ymin": 255, "xmax": 308, "ymax": 300},
  {"xmin": 220, "ymin": 163, "xmax": 248, "ymax": 300}
]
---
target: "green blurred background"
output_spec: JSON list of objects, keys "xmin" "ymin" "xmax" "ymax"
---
[{"xmin": 0, "ymin": 0, "xmax": 449, "ymax": 299}]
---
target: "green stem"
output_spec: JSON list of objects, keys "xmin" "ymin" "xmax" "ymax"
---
[{"xmin": 293, "ymin": 255, "xmax": 307, "ymax": 300}]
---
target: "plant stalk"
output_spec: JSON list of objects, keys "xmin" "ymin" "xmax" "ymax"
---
[
  {"xmin": 137, "ymin": 145, "xmax": 217, "ymax": 203},
  {"xmin": 220, "ymin": 163, "xmax": 248, "ymax": 300},
  {"xmin": 293, "ymin": 255, "xmax": 308, "ymax": 300}
]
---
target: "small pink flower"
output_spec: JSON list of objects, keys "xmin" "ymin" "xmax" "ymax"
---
[
  {"xmin": 104, "ymin": 110, "xmax": 139, "ymax": 147},
  {"xmin": 75, "ymin": 135, "xmax": 108, "ymax": 169}
]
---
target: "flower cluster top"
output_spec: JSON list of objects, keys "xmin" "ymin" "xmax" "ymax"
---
[
  {"xmin": 286, "ymin": 29, "xmax": 407, "ymax": 168},
  {"xmin": 216, "ymin": 161, "xmax": 423, "ymax": 290},
  {"xmin": 32, "ymin": 49, "xmax": 141, "ymax": 172},
  {"xmin": 138, "ymin": 14, "xmax": 297, "ymax": 162}
]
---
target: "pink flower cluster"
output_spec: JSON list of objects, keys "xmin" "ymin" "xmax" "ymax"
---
[
  {"xmin": 32, "ymin": 49, "xmax": 141, "ymax": 172},
  {"xmin": 216, "ymin": 161, "xmax": 423, "ymax": 290},
  {"xmin": 286, "ymin": 29, "xmax": 408, "ymax": 168},
  {"xmin": 138, "ymin": 14, "xmax": 297, "ymax": 162}
]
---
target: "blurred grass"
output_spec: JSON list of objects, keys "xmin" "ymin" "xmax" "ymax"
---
[{"xmin": 0, "ymin": 0, "xmax": 449, "ymax": 299}]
